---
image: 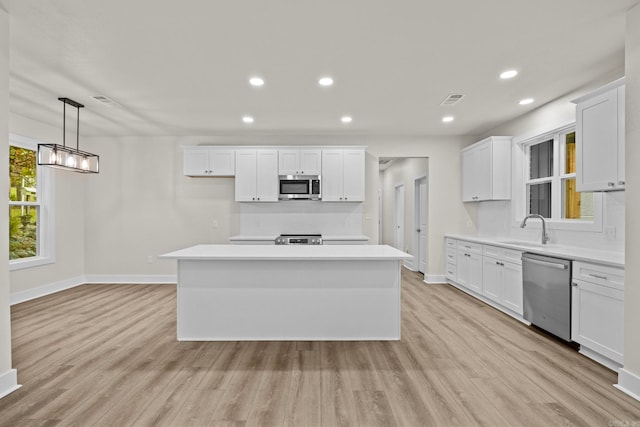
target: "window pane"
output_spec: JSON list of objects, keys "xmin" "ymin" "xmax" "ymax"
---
[
  {"xmin": 529, "ymin": 140, "xmax": 553, "ymax": 179},
  {"xmin": 9, "ymin": 146, "xmax": 37, "ymax": 202},
  {"xmin": 9, "ymin": 205, "xmax": 38, "ymax": 260},
  {"xmin": 565, "ymin": 132, "xmax": 576, "ymax": 174},
  {"xmin": 528, "ymin": 182, "xmax": 551, "ymax": 218},
  {"xmin": 563, "ymin": 178, "xmax": 594, "ymax": 220}
]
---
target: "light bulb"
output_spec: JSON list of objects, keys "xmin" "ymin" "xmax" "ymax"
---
[
  {"xmin": 66, "ymin": 155, "xmax": 76, "ymax": 168},
  {"xmin": 81, "ymin": 157, "xmax": 89, "ymax": 170}
]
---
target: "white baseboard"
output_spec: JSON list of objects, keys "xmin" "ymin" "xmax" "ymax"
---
[
  {"xmin": 615, "ymin": 368, "xmax": 640, "ymax": 402},
  {"xmin": 424, "ymin": 274, "xmax": 446, "ymax": 284},
  {"xmin": 0, "ymin": 369, "xmax": 21, "ymax": 400},
  {"xmin": 402, "ymin": 259, "xmax": 416, "ymax": 271},
  {"xmin": 84, "ymin": 274, "xmax": 177, "ymax": 284},
  {"xmin": 10, "ymin": 275, "xmax": 86, "ymax": 305}
]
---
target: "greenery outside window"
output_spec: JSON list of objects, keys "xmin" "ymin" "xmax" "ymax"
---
[
  {"xmin": 9, "ymin": 134, "xmax": 55, "ymax": 270},
  {"xmin": 519, "ymin": 124, "xmax": 602, "ymax": 231}
]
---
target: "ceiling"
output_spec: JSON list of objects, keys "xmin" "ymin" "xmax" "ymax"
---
[{"xmin": 4, "ymin": 0, "xmax": 639, "ymax": 138}]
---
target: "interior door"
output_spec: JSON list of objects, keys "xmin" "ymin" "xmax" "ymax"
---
[
  {"xmin": 394, "ymin": 184, "xmax": 405, "ymax": 251},
  {"xmin": 418, "ymin": 179, "xmax": 427, "ymax": 273}
]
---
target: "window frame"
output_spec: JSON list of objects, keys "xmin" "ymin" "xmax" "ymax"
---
[
  {"xmin": 9, "ymin": 134, "xmax": 55, "ymax": 270},
  {"xmin": 513, "ymin": 123, "xmax": 603, "ymax": 233}
]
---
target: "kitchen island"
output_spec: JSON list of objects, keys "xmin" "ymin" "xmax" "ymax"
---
[{"xmin": 161, "ymin": 244, "xmax": 412, "ymax": 341}]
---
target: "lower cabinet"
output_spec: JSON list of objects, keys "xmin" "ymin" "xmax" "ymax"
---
[
  {"xmin": 456, "ymin": 242, "xmax": 483, "ymax": 294},
  {"xmin": 571, "ymin": 261, "xmax": 624, "ymax": 367},
  {"xmin": 482, "ymin": 246, "xmax": 523, "ymax": 316}
]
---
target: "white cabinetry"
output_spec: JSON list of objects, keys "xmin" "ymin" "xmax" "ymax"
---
[
  {"xmin": 278, "ymin": 149, "xmax": 321, "ymax": 175},
  {"xmin": 456, "ymin": 241, "xmax": 483, "ymax": 294},
  {"xmin": 481, "ymin": 245, "xmax": 523, "ymax": 315},
  {"xmin": 235, "ymin": 149, "xmax": 278, "ymax": 202},
  {"xmin": 445, "ymin": 238, "xmax": 457, "ymax": 281},
  {"xmin": 183, "ymin": 147, "xmax": 235, "ymax": 176},
  {"xmin": 461, "ymin": 136, "xmax": 512, "ymax": 202},
  {"xmin": 573, "ymin": 78, "xmax": 625, "ymax": 192},
  {"xmin": 321, "ymin": 148, "xmax": 365, "ymax": 202},
  {"xmin": 571, "ymin": 261, "xmax": 624, "ymax": 368}
]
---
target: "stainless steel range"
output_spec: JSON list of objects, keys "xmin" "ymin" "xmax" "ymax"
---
[{"xmin": 275, "ymin": 234, "xmax": 323, "ymax": 245}]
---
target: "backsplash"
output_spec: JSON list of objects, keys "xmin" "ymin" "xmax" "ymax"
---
[
  {"xmin": 477, "ymin": 191, "xmax": 625, "ymax": 252},
  {"xmin": 239, "ymin": 201, "xmax": 363, "ymax": 235}
]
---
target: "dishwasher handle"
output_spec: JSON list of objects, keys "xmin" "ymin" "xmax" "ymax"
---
[{"xmin": 523, "ymin": 257, "xmax": 568, "ymax": 270}]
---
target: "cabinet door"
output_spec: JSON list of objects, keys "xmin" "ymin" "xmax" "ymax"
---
[
  {"xmin": 501, "ymin": 261, "xmax": 523, "ymax": 315},
  {"xmin": 617, "ymin": 86, "xmax": 625, "ymax": 186},
  {"xmin": 576, "ymin": 89, "xmax": 619, "ymax": 191},
  {"xmin": 278, "ymin": 149, "xmax": 300, "ymax": 175},
  {"xmin": 255, "ymin": 150, "xmax": 278, "ymax": 201},
  {"xmin": 183, "ymin": 148, "xmax": 209, "ymax": 176},
  {"xmin": 482, "ymin": 257, "xmax": 501, "ymax": 303},
  {"xmin": 322, "ymin": 150, "xmax": 344, "ymax": 201},
  {"xmin": 299, "ymin": 149, "xmax": 322, "ymax": 175},
  {"xmin": 210, "ymin": 149, "xmax": 235, "ymax": 176},
  {"xmin": 466, "ymin": 252, "xmax": 483, "ymax": 294},
  {"xmin": 456, "ymin": 250, "xmax": 470, "ymax": 289},
  {"xmin": 571, "ymin": 279, "xmax": 624, "ymax": 363},
  {"xmin": 462, "ymin": 143, "xmax": 491, "ymax": 201},
  {"xmin": 235, "ymin": 150, "xmax": 257, "ymax": 201},
  {"xmin": 342, "ymin": 149, "xmax": 365, "ymax": 201}
]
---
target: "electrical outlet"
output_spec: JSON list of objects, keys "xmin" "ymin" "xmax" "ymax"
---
[
  {"xmin": 147, "ymin": 255, "xmax": 153, "ymax": 264},
  {"xmin": 605, "ymin": 226, "xmax": 616, "ymax": 238}
]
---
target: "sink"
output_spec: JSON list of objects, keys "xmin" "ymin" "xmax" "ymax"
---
[{"xmin": 496, "ymin": 239, "xmax": 546, "ymax": 248}]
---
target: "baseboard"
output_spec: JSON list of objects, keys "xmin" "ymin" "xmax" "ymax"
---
[
  {"xmin": 84, "ymin": 274, "xmax": 177, "ymax": 284},
  {"xmin": 0, "ymin": 369, "xmax": 21, "ymax": 400},
  {"xmin": 402, "ymin": 259, "xmax": 416, "ymax": 271},
  {"xmin": 424, "ymin": 274, "xmax": 446, "ymax": 284},
  {"xmin": 10, "ymin": 275, "xmax": 86, "ymax": 305},
  {"xmin": 615, "ymin": 368, "xmax": 640, "ymax": 402}
]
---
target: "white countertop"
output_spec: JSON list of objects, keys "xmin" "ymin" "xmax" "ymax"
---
[
  {"xmin": 161, "ymin": 244, "xmax": 412, "ymax": 261},
  {"xmin": 228, "ymin": 234, "xmax": 369, "ymax": 241},
  {"xmin": 446, "ymin": 234, "xmax": 624, "ymax": 268}
]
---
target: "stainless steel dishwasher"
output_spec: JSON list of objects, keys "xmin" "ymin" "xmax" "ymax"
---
[{"xmin": 522, "ymin": 253, "xmax": 572, "ymax": 341}]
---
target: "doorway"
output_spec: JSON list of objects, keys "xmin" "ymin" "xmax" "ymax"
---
[
  {"xmin": 393, "ymin": 184, "xmax": 405, "ymax": 251},
  {"xmin": 414, "ymin": 177, "xmax": 427, "ymax": 273}
]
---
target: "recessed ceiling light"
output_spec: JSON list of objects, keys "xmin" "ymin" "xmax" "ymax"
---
[
  {"xmin": 341, "ymin": 116, "xmax": 352, "ymax": 123},
  {"xmin": 249, "ymin": 77, "xmax": 264, "ymax": 87},
  {"xmin": 500, "ymin": 69, "xmax": 518, "ymax": 79},
  {"xmin": 519, "ymin": 98, "xmax": 534, "ymax": 105},
  {"xmin": 318, "ymin": 77, "xmax": 334, "ymax": 87},
  {"xmin": 442, "ymin": 116, "xmax": 454, "ymax": 123},
  {"xmin": 242, "ymin": 116, "xmax": 254, "ymax": 124}
]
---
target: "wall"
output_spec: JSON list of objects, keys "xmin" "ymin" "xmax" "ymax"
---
[
  {"xmin": 0, "ymin": 5, "xmax": 18, "ymax": 398},
  {"xmin": 621, "ymin": 2, "xmax": 640, "ymax": 397},
  {"xmin": 9, "ymin": 114, "xmax": 86, "ymax": 296}
]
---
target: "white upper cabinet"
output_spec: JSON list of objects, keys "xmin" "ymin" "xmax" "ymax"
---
[
  {"xmin": 235, "ymin": 149, "xmax": 278, "ymax": 202},
  {"xmin": 573, "ymin": 78, "xmax": 625, "ymax": 192},
  {"xmin": 461, "ymin": 136, "xmax": 512, "ymax": 202},
  {"xmin": 321, "ymin": 148, "xmax": 365, "ymax": 202},
  {"xmin": 183, "ymin": 147, "xmax": 235, "ymax": 176},
  {"xmin": 278, "ymin": 149, "xmax": 321, "ymax": 175}
]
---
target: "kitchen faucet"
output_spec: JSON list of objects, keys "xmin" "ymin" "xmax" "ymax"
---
[{"xmin": 520, "ymin": 214, "xmax": 550, "ymax": 244}]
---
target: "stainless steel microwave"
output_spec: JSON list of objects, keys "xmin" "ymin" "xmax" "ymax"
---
[{"xmin": 279, "ymin": 175, "xmax": 321, "ymax": 200}]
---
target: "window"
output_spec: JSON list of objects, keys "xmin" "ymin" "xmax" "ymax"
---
[
  {"xmin": 522, "ymin": 125, "xmax": 600, "ymax": 228},
  {"xmin": 9, "ymin": 134, "xmax": 54, "ymax": 269}
]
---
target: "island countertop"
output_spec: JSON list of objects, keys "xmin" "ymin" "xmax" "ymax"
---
[{"xmin": 161, "ymin": 244, "xmax": 412, "ymax": 261}]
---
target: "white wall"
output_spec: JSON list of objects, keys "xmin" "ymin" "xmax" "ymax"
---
[{"xmin": 623, "ymin": 2, "xmax": 640, "ymax": 390}]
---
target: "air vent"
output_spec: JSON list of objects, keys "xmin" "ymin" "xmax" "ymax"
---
[
  {"xmin": 91, "ymin": 95, "xmax": 120, "ymax": 107},
  {"xmin": 440, "ymin": 93, "xmax": 465, "ymax": 106}
]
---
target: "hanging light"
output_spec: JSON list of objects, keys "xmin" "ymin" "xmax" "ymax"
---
[{"xmin": 37, "ymin": 97, "xmax": 99, "ymax": 173}]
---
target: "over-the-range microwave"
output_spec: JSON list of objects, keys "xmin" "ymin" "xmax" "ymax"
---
[{"xmin": 279, "ymin": 175, "xmax": 321, "ymax": 200}]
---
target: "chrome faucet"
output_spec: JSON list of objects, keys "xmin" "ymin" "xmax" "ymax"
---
[{"xmin": 520, "ymin": 214, "xmax": 550, "ymax": 244}]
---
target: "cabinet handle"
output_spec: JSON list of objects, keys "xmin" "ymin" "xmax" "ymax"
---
[
  {"xmin": 572, "ymin": 282, "xmax": 578, "ymax": 287},
  {"xmin": 344, "ymin": 197, "xmax": 348, "ymax": 200},
  {"xmin": 301, "ymin": 171, "xmax": 304, "ymax": 174},
  {"xmin": 619, "ymin": 181, "xmax": 625, "ymax": 185},
  {"xmin": 588, "ymin": 273, "xmax": 608, "ymax": 280},
  {"xmin": 608, "ymin": 182, "xmax": 615, "ymax": 187}
]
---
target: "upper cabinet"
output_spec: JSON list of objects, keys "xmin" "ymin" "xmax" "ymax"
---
[
  {"xmin": 322, "ymin": 148, "xmax": 365, "ymax": 202},
  {"xmin": 183, "ymin": 147, "xmax": 235, "ymax": 176},
  {"xmin": 573, "ymin": 78, "xmax": 625, "ymax": 192},
  {"xmin": 278, "ymin": 149, "xmax": 322, "ymax": 175},
  {"xmin": 235, "ymin": 149, "xmax": 279, "ymax": 202},
  {"xmin": 461, "ymin": 136, "xmax": 512, "ymax": 202}
]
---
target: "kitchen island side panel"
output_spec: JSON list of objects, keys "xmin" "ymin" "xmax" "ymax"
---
[{"xmin": 176, "ymin": 259, "xmax": 401, "ymax": 340}]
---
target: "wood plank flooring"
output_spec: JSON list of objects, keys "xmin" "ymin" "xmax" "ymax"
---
[{"xmin": 1, "ymin": 269, "xmax": 639, "ymax": 426}]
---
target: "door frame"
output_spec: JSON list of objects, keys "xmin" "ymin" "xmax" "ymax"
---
[
  {"xmin": 413, "ymin": 176, "xmax": 427, "ymax": 274},
  {"xmin": 393, "ymin": 184, "xmax": 405, "ymax": 251}
]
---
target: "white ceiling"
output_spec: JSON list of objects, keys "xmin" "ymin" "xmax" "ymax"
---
[{"xmin": 5, "ymin": 0, "xmax": 639, "ymax": 138}]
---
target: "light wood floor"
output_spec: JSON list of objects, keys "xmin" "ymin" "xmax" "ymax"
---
[{"xmin": 2, "ymin": 270, "xmax": 639, "ymax": 426}]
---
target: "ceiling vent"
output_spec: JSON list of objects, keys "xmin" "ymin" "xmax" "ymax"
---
[
  {"xmin": 91, "ymin": 95, "xmax": 120, "ymax": 107},
  {"xmin": 440, "ymin": 93, "xmax": 465, "ymax": 106}
]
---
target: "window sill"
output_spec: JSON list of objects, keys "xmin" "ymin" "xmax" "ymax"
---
[
  {"xmin": 9, "ymin": 256, "xmax": 55, "ymax": 271},
  {"xmin": 511, "ymin": 218, "xmax": 603, "ymax": 233}
]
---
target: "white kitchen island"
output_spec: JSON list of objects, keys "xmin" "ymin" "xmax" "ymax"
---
[{"xmin": 161, "ymin": 244, "xmax": 412, "ymax": 341}]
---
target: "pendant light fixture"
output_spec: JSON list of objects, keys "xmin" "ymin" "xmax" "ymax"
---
[{"xmin": 37, "ymin": 97, "xmax": 99, "ymax": 173}]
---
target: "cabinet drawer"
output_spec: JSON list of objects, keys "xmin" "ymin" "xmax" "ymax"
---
[
  {"xmin": 446, "ymin": 238, "xmax": 457, "ymax": 249},
  {"xmin": 457, "ymin": 241, "xmax": 482, "ymax": 255},
  {"xmin": 446, "ymin": 248, "xmax": 457, "ymax": 265},
  {"xmin": 446, "ymin": 262, "xmax": 457, "ymax": 281},
  {"xmin": 483, "ymin": 245, "xmax": 522, "ymax": 265},
  {"xmin": 573, "ymin": 261, "xmax": 624, "ymax": 291}
]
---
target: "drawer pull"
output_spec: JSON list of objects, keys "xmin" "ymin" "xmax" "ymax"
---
[{"xmin": 588, "ymin": 273, "xmax": 608, "ymax": 280}]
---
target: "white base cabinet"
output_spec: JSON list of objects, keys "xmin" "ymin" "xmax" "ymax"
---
[
  {"xmin": 482, "ymin": 245, "xmax": 523, "ymax": 316},
  {"xmin": 456, "ymin": 242, "xmax": 483, "ymax": 294},
  {"xmin": 571, "ymin": 261, "xmax": 624, "ymax": 368}
]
